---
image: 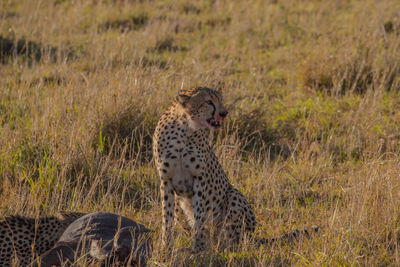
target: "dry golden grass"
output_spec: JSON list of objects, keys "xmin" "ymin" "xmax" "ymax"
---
[{"xmin": 1, "ymin": 0, "xmax": 400, "ymax": 265}]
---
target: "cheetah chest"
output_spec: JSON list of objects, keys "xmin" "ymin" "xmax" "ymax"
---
[{"xmin": 170, "ymin": 144, "xmax": 205, "ymax": 198}]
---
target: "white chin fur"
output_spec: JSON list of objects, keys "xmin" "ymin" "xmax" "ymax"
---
[
  {"xmin": 188, "ymin": 116, "xmax": 219, "ymax": 130},
  {"xmin": 188, "ymin": 119, "xmax": 206, "ymax": 130}
]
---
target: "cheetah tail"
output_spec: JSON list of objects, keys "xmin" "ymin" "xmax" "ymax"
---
[{"xmin": 255, "ymin": 225, "xmax": 321, "ymax": 247}]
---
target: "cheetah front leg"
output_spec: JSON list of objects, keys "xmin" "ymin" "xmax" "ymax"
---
[
  {"xmin": 174, "ymin": 195, "xmax": 194, "ymax": 234},
  {"xmin": 191, "ymin": 178, "xmax": 210, "ymax": 253},
  {"xmin": 160, "ymin": 179, "xmax": 175, "ymax": 249}
]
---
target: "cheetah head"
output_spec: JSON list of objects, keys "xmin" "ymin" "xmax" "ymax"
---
[{"xmin": 176, "ymin": 87, "xmax": 228, "ymax": 130}]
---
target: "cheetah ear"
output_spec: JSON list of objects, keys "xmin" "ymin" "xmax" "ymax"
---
[
  {"xmin": 57, "ymin": 211, "xmax": 86, "ymax": 221},
  {"xmin": 214, "ymin": 81, "xmax": 223, "ymax": 93},
  {"xmin": 176, "ymin": 94, "xmax": 191, "ymax": 106}
]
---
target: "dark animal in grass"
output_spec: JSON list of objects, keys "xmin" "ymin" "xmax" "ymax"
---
[
  {"xmin": 0, "ymin": 211, "xmax": 85, "ymax": 266},
  {"xmin": 31, "ymin": 212, "xmax": 153, "ymax": 267}
]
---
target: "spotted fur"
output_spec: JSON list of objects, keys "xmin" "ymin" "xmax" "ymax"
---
[
  {"xmin": 153, "ymin": 87, "xmax": 256, "ymax": 252},
  {"xmin": 0, "ymin": 211, "xmax": 85, "ymax": 266}
]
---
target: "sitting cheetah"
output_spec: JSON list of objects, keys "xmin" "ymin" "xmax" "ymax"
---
[
  {"xmin": 153, "ymin": 87, "xmax": 319, "ymax": 253},
  {"xmin": 0, "ymin": 211, "xmax": 84, "ymax": 266},
  {"xmin": 153, "ymin": 87, "xmax": 256, "ymax": 252}
]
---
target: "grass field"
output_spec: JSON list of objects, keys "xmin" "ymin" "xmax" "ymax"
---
[{"xmin": 1, "ymin": 0, "xmax": 400, "ymax": 265}]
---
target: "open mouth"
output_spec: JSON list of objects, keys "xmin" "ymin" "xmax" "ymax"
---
[{"xmin": 206, "ymin": 118, "xmax": 222, "ymax": 129}]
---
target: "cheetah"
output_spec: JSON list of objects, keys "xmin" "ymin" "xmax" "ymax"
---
[
  {"xmin": 153, "ymin": 87, "xmax": 319, "ymax": 253},
  {"xmin": 153, "ymin": 87, "xmax": 257, "ymax": 252},
  {"xmin": 0, "ymin": 211, "xmax": 84, "ymax": 266}
]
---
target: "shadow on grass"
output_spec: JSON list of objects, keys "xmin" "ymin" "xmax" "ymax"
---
[
  {"xmin": 65, "ymin": 153, "xmax": 158, "ymax": 211},
  {"xmin": 219, "ymin": 106, "xmax": 292, "ymax": 161},
  {"xmin": 98, "ymin": 13, "xmax": 149, "ymax": 32},
  {"xmin": 300, "ymin": 49, "xmax": 400, "ymax": 95},
  {"xmin": 134, "ymin": 56, "xmax": 169, "ymax": 69},
  {"xmin": 92, "ymin": 105, "xmax": 157, "ymax": 162},
  {"xmin": 0, "ymin": 35, "xmax": 79, "ymax": 65},
  {"xmin": 182, "ymin": 4, "xmax": 201, "ymax": 14},
  {"xmin": 149, "ymin": 36, "xmax": 188, "ymax": 53}
]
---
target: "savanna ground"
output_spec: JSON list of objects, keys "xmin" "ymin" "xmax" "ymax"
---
[{"xmin": 1, "ymin": 0, "xmax": 400, "ymax": 266}]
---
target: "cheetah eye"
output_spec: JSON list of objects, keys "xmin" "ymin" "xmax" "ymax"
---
[{"xmin": 207, "ymin": 100, "xmax": 214, "ymax": 106}]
